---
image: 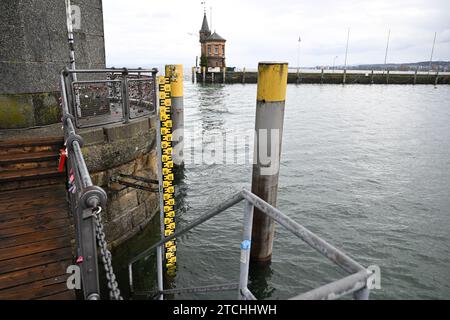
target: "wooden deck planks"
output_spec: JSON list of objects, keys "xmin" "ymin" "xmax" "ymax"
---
[{"xmin": 0, "ymin": 184, "xmax": 75, "ymax": 300}]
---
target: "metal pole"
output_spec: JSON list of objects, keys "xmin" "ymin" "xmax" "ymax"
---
[
  {"xmin": 165, "ymin": 65, "xmax": 184, "ymax": 168},
  {"xmin": 202, "ymin": 66, "xmax": 206, "ymax": 84},
  {"xmin": 156, "ymin": 245, "xmax": 164, "ymax": 300},
  {"xmin": 414, "ymin": 68, "xmax": 418, "ymax": 85},
  {"xmin": 250, "ymin": 62, "xmax": 288, "ymax": 262},
  {"xmin": 383, "ymin": 29, "xmax": 391, "ymax": 75},
  {"xmin": 65, "ymin": 0, "xmax": 81, "ymax": 117},
  {"xmin": 238, "ymin": 200, "xmax": 254, "ymax": 299},
  {"xmin": 386, "ymin": 70, "xmax": 390, "ymax": 85},
  {"xmin": 155, "ymin": 77, "xmax": 166, "ymax": 300},
  {"xmin": 223, "ymin": 67, "xmax": 226, "ymax": 84},
  {"xmin": 320, "ymin": 68, "xmax": 324, "ymax": 84},
  {"xmin": 332, "ymin": 56, "xmax": 338, "ymax": 73},
  {"xmin": 242, "ymin": 67, "xmax": 246, "ymax": 84},
  {"xmin": 343, "ymin": 28, "xmax": 350, "ymax": 85},
  {"xmin": 122, "ymin": 71, "xmax": 130, "ymax": 123},
  {"xmin": 371, "ymin": 69, "xmax": 374, "ymax": 84},
  {"xmin": 429, "ymin": 32, "xmax": 437, "ymax": 74}
]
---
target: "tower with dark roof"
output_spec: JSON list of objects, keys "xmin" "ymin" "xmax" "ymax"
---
[{"xmin": 199, "ymin": 13, "xmax": 226, "ymax": 69}]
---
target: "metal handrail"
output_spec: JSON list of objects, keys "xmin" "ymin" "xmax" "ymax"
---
[
  {"xmin": 128, "ymin": 189, "xmax": 374, "ymax": 300},
  {"xmin": 60, "ymin": 69, "xmax": 110, "ymax": 300}
]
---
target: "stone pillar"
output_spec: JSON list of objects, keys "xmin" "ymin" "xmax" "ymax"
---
[{"xmin": 0, "ymin": 0, "xmax": 105, "ymax": 129}]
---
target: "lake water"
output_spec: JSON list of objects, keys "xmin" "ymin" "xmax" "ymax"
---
[{"xmin": 112, "ymin": 82, "xmax": 450, "ymax": 300}]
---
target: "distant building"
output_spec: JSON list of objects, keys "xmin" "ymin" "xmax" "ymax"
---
[{"xmin": 199, "ymin": 13, "xmax": 226, "ymax": 69}]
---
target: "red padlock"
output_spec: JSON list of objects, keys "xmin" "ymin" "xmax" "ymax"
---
[{"xmin": 58, "ymin": 149, "xmax": 67, "ymax": 172}]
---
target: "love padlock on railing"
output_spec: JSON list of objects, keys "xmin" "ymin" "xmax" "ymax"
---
[{"xmin": 58, "ymin": 148, "xmax": 67, "ymax": 172}]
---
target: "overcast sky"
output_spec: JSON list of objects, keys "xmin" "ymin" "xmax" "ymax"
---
[{"xmin": 102, "ymin": 0, "xmax": 450, "ymax": 69}]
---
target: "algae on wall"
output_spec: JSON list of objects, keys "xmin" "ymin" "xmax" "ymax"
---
[{"xmin": 0, "ymin": 92, "xmax": 61, "ymax": 129}]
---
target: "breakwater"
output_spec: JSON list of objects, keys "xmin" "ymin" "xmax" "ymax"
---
[{"xmin": 195, "ymin": 70, "xmax": 450, "ymax": 85}]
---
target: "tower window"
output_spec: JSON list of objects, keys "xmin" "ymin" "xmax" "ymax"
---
[
  {"xmin": 214, "ymin": 46, "xmax": 218, "ymax": 55},
  {"xmin": 208, "ymin": 46, "xmax": 211, "ymax": 55},
  {"xmin": 223, "ymin": 46, "xmax": 225, "ymax": 56}
]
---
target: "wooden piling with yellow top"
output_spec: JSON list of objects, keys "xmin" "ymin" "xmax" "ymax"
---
[{"xmin": 250, "ymin": 62, "xmax": 288, "ymax": 262}]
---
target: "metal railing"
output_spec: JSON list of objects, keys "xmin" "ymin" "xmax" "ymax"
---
[
  {"xmin": 62, "ymin": 68, "xmax": 158, "ymax": 128},
  {"xmin": 128, "ymin": 189, "xmax": 375, "ymax": 300},
  {"xmin": 60, "ymin": 68, "xmax": 138, "ymax": 300}
]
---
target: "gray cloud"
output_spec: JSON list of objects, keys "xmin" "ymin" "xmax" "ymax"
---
[{"xmin": 102, "ymin": 0, "xmax": 450, "ymax": 69}]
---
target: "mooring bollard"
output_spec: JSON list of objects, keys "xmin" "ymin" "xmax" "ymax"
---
[
  {"xmin": 165, "ymin": 64, "xmax": 184, "ymax": 167},
  {"xmin": 250, "ymin": 61, "xmax": 288, "ymax": 262}
]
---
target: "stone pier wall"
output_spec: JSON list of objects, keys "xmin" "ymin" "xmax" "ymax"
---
[{"xmin": 80, "ymin": 116, "xmax": 159, "ymax": 248}]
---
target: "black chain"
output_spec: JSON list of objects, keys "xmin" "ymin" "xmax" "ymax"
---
[{"xmin": 93, "ymin": 207, "xmax": 123, "ymax": 300}]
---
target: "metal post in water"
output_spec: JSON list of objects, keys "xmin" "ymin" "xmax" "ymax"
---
[
  {"xmin": 223, "ymin": 67, "xmax": 226, "ymax": 84},
  {"xmin": 429, "ymin": 32, "xmax": 437, "ymax": 74},
  {"xmin": 383, "ymin": 29, "xmax": 391, "ymax": 75},
  {"xmin": 202, "ymin": 66, "xmax": 206, "ymax": 84},
  {"xmin": 191, "ymin": 67, "xmax": 195, "ymax": 83},
  {"xmin": 320, "ymin": 68, "xmax": 324, "ymax": 84},
  {"xmin": 242, "ymin": 67, "xmax": 246, "ymax": 84},
  {"xmin": 212, "ymin": 71, "xmax": 215, "ymax": 84},
  {"xmin": 250, "ymin": 62, "xmax": 288, "ymax": 262},
  {"xmin": 435, "ymin": 70, "xmax": 439, "ymax": 86},
  {"xmin": 386, "ymin": 70, "xmax": 390, "ymax": 85},
  {"xmin": 343, "ymin": 28, "xmax": 350, "ymax": 85},
  {"xmin": 414, "ymin": 68, "xmax": 418, "ymax": 85},
  {"xmin": 371, "ymin": 70, "xmax": 374, "ymax": 84},
  {"xmin": 165, "ymin": 65, "xmax": 184, "ymax": 168},
  {"xmin": 238, "ymin": 200, "xmax": 254, "ymax": 299}
]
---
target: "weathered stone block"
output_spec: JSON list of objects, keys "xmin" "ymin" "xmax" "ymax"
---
[
  {"xmin": 104, "ymin": 118, "xmax": 151, "ymax": 142},
  {"xmin": 82, "ymin": 129, "xmax": 155, "ymax": 172},
  {"xmin": 79, "ymin": 127, "xmax": 105, "ymax": 146},
  {"xmin": 130, "ymin": 202, "xmax": 147, "ymax": 228},
  {"xmin": 90, "ymin": 170, "xmax": 107, "ymax": 187},
  {"xmin": 107, "ymin": 188, "xmax": 138, "ymax": 221},
  {"xmin": 105, "ymin": 214, "xmax": 132, "ymax": 243}
]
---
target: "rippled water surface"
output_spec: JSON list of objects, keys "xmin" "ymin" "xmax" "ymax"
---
[{"xmin": 113, "ymin": 83, "xmax": 450, "ymax": 300}]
